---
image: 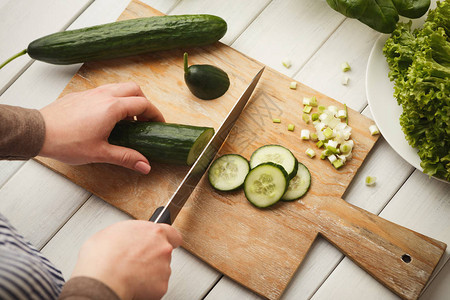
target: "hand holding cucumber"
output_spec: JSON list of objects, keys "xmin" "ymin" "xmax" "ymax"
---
[{"xmin": 39, "ymin": 82, "xmax": 164, "ymax": 174}]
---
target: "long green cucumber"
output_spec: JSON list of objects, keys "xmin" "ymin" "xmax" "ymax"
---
[
  {"xmin": 1, "ymin": 14, "xmax": 227, "ymax": 68},
  {"xmin": 108, "ymin": 121, "xmax": 215, "ymax": 166}
]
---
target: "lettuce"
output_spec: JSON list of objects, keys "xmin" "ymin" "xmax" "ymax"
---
[{"xmin": 383, "ymin": 1, "xmax": 450, "ymax": 181}]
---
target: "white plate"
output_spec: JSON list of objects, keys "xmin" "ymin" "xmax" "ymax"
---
[
  {"xmin": 366, "ymin": 7, "xmax": 448, "ymax": 184},
  {"xmin": 365, "ymin": 34, "xmax": 423, "ymax": 172}
]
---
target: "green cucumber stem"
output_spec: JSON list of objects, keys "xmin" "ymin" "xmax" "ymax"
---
[
  {"xmin": 0, "ymin": 49, "xmax": 27, "ymax": 70},
  {"xmin": 183, "ymin": 52, "xmax": 189, "ymax": 73}
]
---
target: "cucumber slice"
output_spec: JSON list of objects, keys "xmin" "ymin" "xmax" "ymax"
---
[
  {"xmin": 208, "ymin": 154, "xmax": 250, "ymax": 191},
  {"xmin": 281, "ymin": 162, "xmax": 311, "ymax": 201},
  {"xmin": 244, "ymin": 162, "xmax": 289, "ymax": 208},
  {"xmin": 249, "ymin": 145, "xmax": 298, "ymax": 179}
]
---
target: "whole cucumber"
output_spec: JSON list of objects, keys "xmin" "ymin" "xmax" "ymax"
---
[{"xmin": 1, "ymin": 14, "xmax": 227, "ymax": 68}]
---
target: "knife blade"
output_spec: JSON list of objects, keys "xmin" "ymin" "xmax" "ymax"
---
[{"xmin": 149, "ymin": 66, "xmax": 265, "ymax": 224}]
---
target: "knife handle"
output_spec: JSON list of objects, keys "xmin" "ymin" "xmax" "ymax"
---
[{"xmin": 149, "ymin": 206, "xmax": 171, "ymax": 224}]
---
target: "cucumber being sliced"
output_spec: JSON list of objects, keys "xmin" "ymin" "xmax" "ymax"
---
[
  {"xmin": 208, "ymin": 154, "xmax": 250, "ymax": 191},
  {"xmin": 281, "ymin": 162, "xmax": 311, "ymax": 201},
  {"xmin": 244, "ymin": 162, "xmax": 289, "ymax": 208},
  {"xmin": 249, "ymin": 145, "xmax": 298, "ymax": 179}
]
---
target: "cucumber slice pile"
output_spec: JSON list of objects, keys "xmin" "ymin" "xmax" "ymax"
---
[
  {"xmin": 208, "ymin": 144, "xmax": 311, "ymax": 208},
  {"xmin": 208, "ymin": 154, "xmax": 250, "ymax": 191}
]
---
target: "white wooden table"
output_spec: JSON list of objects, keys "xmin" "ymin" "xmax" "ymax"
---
[{"xmin": 1, "ymin": 0, "xmax": 449, "ymax": 299}]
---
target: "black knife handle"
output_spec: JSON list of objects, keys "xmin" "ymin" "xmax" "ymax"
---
[{"xmin": 149, "ymin": 206, "xmax": 171, "ymax": 225}]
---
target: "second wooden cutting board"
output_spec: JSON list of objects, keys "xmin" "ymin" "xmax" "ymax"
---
[{"xmin": 35, "ymin": 1, "xmax": 446, "ymax": 299}]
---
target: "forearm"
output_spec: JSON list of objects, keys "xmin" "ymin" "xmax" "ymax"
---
[
  {"xmin": 0, "ymin": 104, "xmax": 45, "ymax": 160},
  {"xmin": 58, "ymin": 277, "xmax": 120, "ymax": 300}
]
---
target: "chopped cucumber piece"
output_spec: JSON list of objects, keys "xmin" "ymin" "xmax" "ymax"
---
[
  {"xmin": 323, "ymin": 127, "xmax": 333, "ymax": 139},
  {"xmin": 337, "ymin": 110, "xmax": 346, "ymax": 119},
  {"xmin": 208, "ymin": 154, "xmax": 250, "ymax": 191},
  {"xmin": 341, "ymin": 76, "xmax": 350, "ymax": 85},
  {"xmin": 282, "ymin": 58, "xmax": 292, "ymax": 68},
  {"xmin": 332, "ymin": 159, "xmax": 344, "ymax": 169},
  {"xmin": 328, "ymin": 105, "xmax": 338, "ymax": 115},
  {"xmin": 282, "ymin": 162, "xmax": 311, "ymax": 201},
  {"xmin": 305, "ymin": 148, "xmax": 316, "ymax": 158},
  {"xmin": 340, "ymin": 142, "xmax": 352, "ymax": 154},
  {"xmin": 365, "ymin": 176, "xmax": 377, "ymax": 186},
  {"xmin": 341, "ymin": 62, "xmax": 351, "ymax": 72},
  {"xmin": 244, "ymin": 162, "xmax": 288, "ymax": 208},
  {"xmin": 328, "ymin": 154, "xmax": 337, "ymax": 163},
  {"xmin": 249, "ymin": 145, "xmax": 298, "ymax": 179},
  {"xmin": 300, "ymin": 129, "xmax": 310, "ymax": 140},
  {"xmin": 289, "ymin": 82, "xmax": 297, "ymax": 89},
  {"xmin": 369, "ymin": 124, "xmax": 380, "ymax": 135},
  {"xmin": 303, "ymin": 105, "xmax": 312, "ymax": 114},
  {"xmin": 302, "ymin": 113, "xmax": 310, "ymax": 124}
]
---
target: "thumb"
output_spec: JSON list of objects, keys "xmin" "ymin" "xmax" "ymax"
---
[{"xmin": 102, "ymin": 144, "xmax": 151, "ymax": 174}]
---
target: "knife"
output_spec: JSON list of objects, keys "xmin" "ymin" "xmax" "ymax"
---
[{"xmin": 149, "ymin": 66, "xmax": 265, "ymax": 224}]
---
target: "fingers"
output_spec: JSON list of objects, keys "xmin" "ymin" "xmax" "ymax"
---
[
  {"xmin": 118, "ymin": 96, "xmax": 165, "ymax": 122},
  {"xmin": 157, "ymin": 224, "xmax": 183, "ymax": 248},
  {"xmin": 100, "ymin": 144, "xmax": 151, "ymax": 174},
  {"xmin": 102, "ymin": 82, "xmax": 146, "ymax": 98}
]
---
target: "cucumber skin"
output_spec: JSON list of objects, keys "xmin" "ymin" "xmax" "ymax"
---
[
  {"xmin": 281, "ymin": 162, "xmax": 311, "ymax": 201},
  {"xmin": 27, "ymin": 15, "xmax": 227, "ymax": 65},
  {"xmin": 185, "ymin": 64, "xmax": 230, "ymax": 100},
  {"xmin": 108, "ymin": 121, "xmax": 214, "ymax": 166}
]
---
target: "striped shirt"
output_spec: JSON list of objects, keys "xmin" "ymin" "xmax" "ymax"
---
[{"xmin": 0, "ymin": 213, "xmax": 65, "ymax": 299}]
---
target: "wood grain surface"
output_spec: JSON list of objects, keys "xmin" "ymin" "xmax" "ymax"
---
[{"xmin": 34, "ymin": 1, "xmax": 446, "ymax": 299}]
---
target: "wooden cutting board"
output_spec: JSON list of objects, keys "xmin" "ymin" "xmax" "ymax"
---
[{"xmin": 35, "ymin": 1, "xmax": 446, "ymax": 299}]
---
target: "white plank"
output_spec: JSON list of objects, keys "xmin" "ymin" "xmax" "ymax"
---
[
  {"xmin": 294, "ymin": 18, "xmax": 381, "ymax": 112},
  {"xmin": 311, "ymin": 170, "xmax": 450, "ymax": 299},
  {"xmin": 205, "ymin": 276, "xmax": 261, "ymax": 300},
  {"xmin": 170, "ymin": 0, "xmax": 271, "ymax": 45},
  {"xmin": 0, "ymin": 161, "xmax": 24, "ymax": 186},
  {"xmin": 0, "ymin": 160, "xmax": 90, "ymax": 248},
  {"xmin": 163, "ymin": 248, "xmax": 221, "ymax": 300},
  {"xmin": 421, "ymin": 259, "xmax": 450, "ymax": 300},
  {"xmin": 41, "ymin": 195, "xmax": 133, "ymax": 279},
  {"xmin": 231, "ymin": 0, "xmax": 345, "ymax": 77},
  {"xmin": 0, "ymin": 0, "xmax": 92, "ymax": 94}
]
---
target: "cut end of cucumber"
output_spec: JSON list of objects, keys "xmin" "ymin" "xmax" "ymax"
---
[{"xmin": 187, "ymin": 128, "xmax": 215, "ymax": 165}]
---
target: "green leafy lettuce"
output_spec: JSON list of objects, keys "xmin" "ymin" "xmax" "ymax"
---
[{"xmin": 383, "ymin": 1, "xmax": 450, "ymax": 181}]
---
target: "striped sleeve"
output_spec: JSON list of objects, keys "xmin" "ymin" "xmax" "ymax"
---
[{"xmin": 0, "ymin": 214, "xmax": 65, "ymax": 299}]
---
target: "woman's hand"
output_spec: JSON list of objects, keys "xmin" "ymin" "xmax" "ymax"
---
[
  {"xmin": 71, "ymin": 220, "xmax": 182, "ymax": 300},
  {"xmin": 39, "ymin": 82, "xmax": 164, "ymax": 174}
]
